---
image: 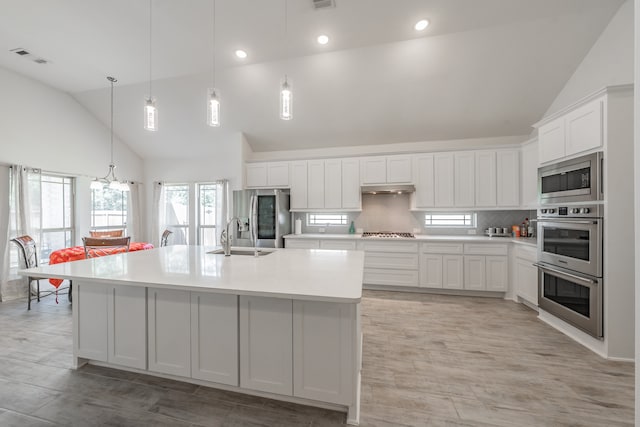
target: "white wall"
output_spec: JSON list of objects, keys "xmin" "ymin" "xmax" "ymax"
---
[
  {"xmin": 143, "ymin": 132, "xmax": 245, "ymax": 241},
  {"xmin": 0, "ymin": 66, "xmax": 144, "ymax": 249},
  {"xmin": 545, "ymin": 0, "xmax": 633, "ymax": 116}
]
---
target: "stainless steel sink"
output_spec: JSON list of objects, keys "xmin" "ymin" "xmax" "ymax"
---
[{"xmin": 207, "ymin": 249, "xmax": 273, "ymax": 256}]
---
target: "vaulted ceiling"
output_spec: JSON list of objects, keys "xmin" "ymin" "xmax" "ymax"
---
[{"xmin": 0, "ymin": 0, "xmax": 624, "ymax": 158}]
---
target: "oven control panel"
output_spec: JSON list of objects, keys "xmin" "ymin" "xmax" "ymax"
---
[{"xmin": 538, "ymin": 204, "xmax": 602, "ymax": 219}]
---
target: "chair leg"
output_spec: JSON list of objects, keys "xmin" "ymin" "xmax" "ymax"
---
[
  {"xmin": 27, "ymin": 279, "xmax": 31, "ymax": 310},
  {"xmin": 37, "ymin": 279, "xmax": 40, "ymax": 302},
  {"xmin": 68, "ymin": 281, "xmax": 73, "ymax": 303}
]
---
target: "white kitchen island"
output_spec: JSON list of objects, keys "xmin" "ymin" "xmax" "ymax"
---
[{"xmin": 21, "ymin": 246, "xmax": 365, "ymax": 425}]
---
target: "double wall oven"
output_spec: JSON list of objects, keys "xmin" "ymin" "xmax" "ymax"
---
[{"xmin": 536, "ymin": 152, "xmax": 604, "ymax": 339}]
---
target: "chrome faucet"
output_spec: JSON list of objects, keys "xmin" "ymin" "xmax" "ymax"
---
[{"xmin": 221, "ymin": 217, "xmax": 240, "ymax": 256}]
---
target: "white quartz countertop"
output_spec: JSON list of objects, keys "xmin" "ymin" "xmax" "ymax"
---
[
  {"xmin": 284, "ymin": 233, "xmax": 537, "ymax": 247},
  {"xmin": 20, "ymin": 246, "xmax": 365, "ymax": 303}
]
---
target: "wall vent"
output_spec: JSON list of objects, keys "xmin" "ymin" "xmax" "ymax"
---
[{"xmin": 312, "ymin": 0, "xmax": 335, "ymax": 10}]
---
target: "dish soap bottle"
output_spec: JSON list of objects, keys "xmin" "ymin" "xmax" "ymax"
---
[{"xmin": 348, "ymin": 221, "xmax": 356, "ymax": 234}]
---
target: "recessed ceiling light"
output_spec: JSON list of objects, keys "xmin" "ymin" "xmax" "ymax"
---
[
  {"xmin": 414, "ymin": 19, "xmax": 429, "ymax": 31},
  {"xmin": 317, "ymin": 34, "xmax": 329, "ymax": 45},
  {"xmin": 235, "ymin": 49, "xmax": 248, "ymax": 59}
]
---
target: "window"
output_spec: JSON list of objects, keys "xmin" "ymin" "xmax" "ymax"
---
[
  {"xmin": 424, "ymin": 213, "xmax": 476, "ymax": 227},
  {"xmin": 91, "ymin": 186, "xmax": 128, "ymax": 231},
  {"xmin": 197, "ymin": 183, "xmax": 217, "ymax": 245},
  {"xmin": 164, "ymin": 184, "xmax": 190, "ymax": 244},
  {"xmin": 307, "ymin": 213, "xmax": 349, "ymax": 226},
  {"xmin": 162, "ymin": 182, "xmax": 222, "ymax": 246},
  {"xmin": 37, "ymin": 174, "xmax": 75, "ymax": 264}
]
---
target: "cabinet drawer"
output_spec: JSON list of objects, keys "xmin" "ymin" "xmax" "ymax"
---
[
  {"xmin": 514, "ymin": 245, "xmax": 537, "ymax": 262},
  {"xmin": 464, "ymin": 244, "xmax": 508, "ymax": 256},
  {"xmin": 320, "ymin": 240, "xmax": 357, "ymax": 250},
  {"xmin": 421, "ymin": 243, "xmax": 463, "ymax": 254},
  {"xmin": 285, "ymin": 239, "xmax": 320, "ymax": 249},
  {"xmin": 358, "ymin": 241, "xmax": 418, "ymax": 253},
  {"xmin": 364, "ymin": 252, "xmax": 418, "ymax": 270},
  {"xmin": 363, "ymin": 268, "xmax": 419, "ymax": 287}
]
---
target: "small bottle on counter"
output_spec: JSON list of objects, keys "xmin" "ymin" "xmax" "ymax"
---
[
  {"xmin": 512, "ymin": 225, "xmax": 520, "ymax": 237},
  {"xmin": 348, "ymin": 221, "xmax": 356, "ymax": 234},
  {"xmin": 520, "ymin": 222, "xmax": 527, "ymax": 238}
]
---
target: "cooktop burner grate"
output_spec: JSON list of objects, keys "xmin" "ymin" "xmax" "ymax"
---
[{"xmin": 362, "ymin": 232, "xmax": 415, "ymax": 238}]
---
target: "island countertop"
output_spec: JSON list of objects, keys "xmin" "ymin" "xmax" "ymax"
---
[{"xmin": 20, "ymin": 245, "xmax": 365, "ymax": 303}]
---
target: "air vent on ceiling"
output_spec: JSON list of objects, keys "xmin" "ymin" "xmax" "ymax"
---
[
  {"xmin": 312, "ymin": 0, "xmax": 335, "ymax": 10},
  {"xmin": 10, "ymin": 47, "xmax": 50, "ymax": 65}
]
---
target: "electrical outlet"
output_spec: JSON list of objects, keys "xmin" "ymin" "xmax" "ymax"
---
[
  {"xmin": 467, "ymin": 229, "xmax": 477, "ymax": 235},
  {"xmin": 319, "ymin": 227, "xmax": 326, "ymax": 233}
]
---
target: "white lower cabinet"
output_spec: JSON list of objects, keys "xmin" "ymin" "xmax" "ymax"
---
[
  {"xmin": 148, "ymin": 288, "xmax": 191, "ymax": 377},
  {"xmin": 515, "ymin": 245, "xmax": 538, "ymax": 305},
  {"xmin": 108, "ymin": 285, "xmax": 147, "ymax": 369},
  {"xmin": 239, "ymin": 296, "xmax": 293, "ymax": 395},
  {"xmin": 486, "ymin": 256, "xmax": 509, "ymax": 292},
  {"xmin": 191, "ymin": 293, "xmax": 238, "ymax": 386},
  {"xmin": 320, "ymin": 240, "xmax": 357, "ymax": 250},
  {"xmin": 442, "ymin": 256, "xmax": 464, "ymax": 289},
  {"xmin": 359, "ymin": 241, "xmax": 419, "ymax": 287},
  {"xmin": 419, "ymin": 255, "xmax": 443, "ymax": 288},
  {"xmin": 293, "ymin": 301, "xmax": 354, "ymax": 405},
  {"xmin": 75, "ymin": 282, "xmax": 146, "ymax": 369},
  {"xmin": 286, "ymin": 239, "xmax": 320, "ymax": 249},
  {"xmin": 76, "ymin": 283, "xmax": 109, "ymax": 362},
  {"xmin": 464, "ymin": 256, "xmax": 486, "ymax": 290}
]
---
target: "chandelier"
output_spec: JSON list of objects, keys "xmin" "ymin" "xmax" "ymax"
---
[{"xmin": 90, "ymin": 76, "xmax": 130, "ymax": 192}]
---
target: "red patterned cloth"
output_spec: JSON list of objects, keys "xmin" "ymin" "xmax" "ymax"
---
[{"xmin": 48, "ymin": 242, "xmax": 154, "ymax": 287}]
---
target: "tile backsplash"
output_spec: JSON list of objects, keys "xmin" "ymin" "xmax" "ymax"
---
[{"xmin": 295, "ymin": 193, "xmax": 536, "ymax": 236}]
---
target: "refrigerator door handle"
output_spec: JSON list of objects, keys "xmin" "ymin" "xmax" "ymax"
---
[{"xmin": 250, "ymin": 195, "xmax": 258, "ymax": 247}]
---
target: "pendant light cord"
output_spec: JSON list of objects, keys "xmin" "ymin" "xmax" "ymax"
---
[
  {"xmin": 212, "ymin": 0, "xmax": 216, "ymax": 87},
  {"xmin": 149, "ymin": 0, "xmax": 153, "ymax": 98},
  {"xmin": 108, "ymin": 76, "xmax": 116, "ymax": 165}
]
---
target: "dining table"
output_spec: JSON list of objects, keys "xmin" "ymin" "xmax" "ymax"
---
[{"xmin": 48, "ymin": 242, "xmax": 154, "ymax": 287}]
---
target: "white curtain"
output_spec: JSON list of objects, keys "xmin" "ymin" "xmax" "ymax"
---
[
  {"xmin": 215, "ymin": 180, "xmax": 229, "ymax": 245},
  {"xmin": 127, "ymin": 183, "xmax": 142, "ymax": 242},
  {"xmin": 150, "ymin": 181, "xmax": 166, "ymax": 247},
  {"xmin": 0, "ymin": 165, "xmax": 32, "ymax": 301}
]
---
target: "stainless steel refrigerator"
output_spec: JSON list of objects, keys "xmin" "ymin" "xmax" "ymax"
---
[{"xmin": 231, "ymin": 189, "xmax": 290, "ymax": 248}]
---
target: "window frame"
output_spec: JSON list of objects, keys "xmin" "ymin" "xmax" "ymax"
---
[
  {"xmin": 307, "ymin": 213, "xmax": 349, "ymax": 226},
  {"xmin": 90, "ymin": 186, "xmax": 128, "ymax": 232},
  {"xmin": 196, "ymin": 182, "xmax": 218, "ymax": 245},
  {"xmin": 423, "ymin": 212, "xmax": 476, "ymax": 228},
  {"xmin": 164, "ymin": 183, "xmax": 191, "ymax": 245}
]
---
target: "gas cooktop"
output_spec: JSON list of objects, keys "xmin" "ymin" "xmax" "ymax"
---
[{"xmin": 361, "ymin": 232, "xmax": 415, "ymax": 238}]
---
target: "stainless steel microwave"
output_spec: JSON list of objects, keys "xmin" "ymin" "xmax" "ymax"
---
[{"xmin": 538, "ymin": 152, "xmax": 603, "ymax": 204}]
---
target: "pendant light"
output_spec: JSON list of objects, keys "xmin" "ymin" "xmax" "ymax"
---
[
  {"xmin": 279, "ymin": 0, "xmax": 292, "ymax": 120},
  {"xmin": 207, "ymin": 0, "xmax": 220, "ymax": 127},
  {"xmin": 91, "ymin": 77, "xmax": 130, "ymax": 192},
  {"xmin": 144, "ymin": 0, "xmax": 158, "ymax": 131}
]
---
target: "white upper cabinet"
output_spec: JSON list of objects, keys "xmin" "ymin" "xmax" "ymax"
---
[
  {"xmin": 290, "ymin": 161, "xmax": 308, "ymax": 210},
  {"xmin": 386, "ymin": 155, "xmax": 413, "ymax": 183},
  {"xmin": 475, "ymin": 151, "xmax": 497, "ymax": 207},
  {"xmin": 565, "ymin": 98, "xmax": 603, "ymax": 157},
  {"xmin": 290, "ymin": 158, "xmax": 360, "ymax": 211},
  {"xmin": 246, "ymin": 162, "xmax": 290, "ymax": 188},
  {"xmin": 324, "ymin": 159, "xmax": 342, "ymax": 209},
  {"xmin": 496, "ymin": 150, "xmax": 520, "ymax": 207},
  {"xmin": 361, "ymin": 155, "xmax": 412, "ymax": 184},
  {"xmin": 307, "ymin": 160, "xmax": 325, "ymax": 209},
  {"xmin": 520, "ymin": 139, "xmax": 539, "ymax": 208},
  {"xmin": 434, "ymin": 153, "xmax": 455, "ymax": 207},
  {"xmin": 538, "ymin": 118, "xmax": 565, "ymax": 164},
  {"xmin": 341, "ymin": 158, "xmax": 361, "ymax": 210},
  {"xmin": 414, "ymin": 154, "xmax": 435, "ymax": 208},
  {"xmin": 361, "ymin": 157, "xmax": 387, "ymax": 184},
  {"xmin": 454, "ymin": 152, "xmax": 475, "ymax": 207},
  {"xmin": 536, "ymin": 96, "xmax": 603, "ymax": 164}
]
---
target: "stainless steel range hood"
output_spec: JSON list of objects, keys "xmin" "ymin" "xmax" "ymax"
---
[{"xmin": 361, "ymin": 184, "xmax": 416, "ymax": 195}]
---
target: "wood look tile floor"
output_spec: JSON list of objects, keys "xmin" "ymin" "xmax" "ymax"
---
[{"xmin": 0, "ymin": 288, "xmax": 633, "ymax": 426}]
